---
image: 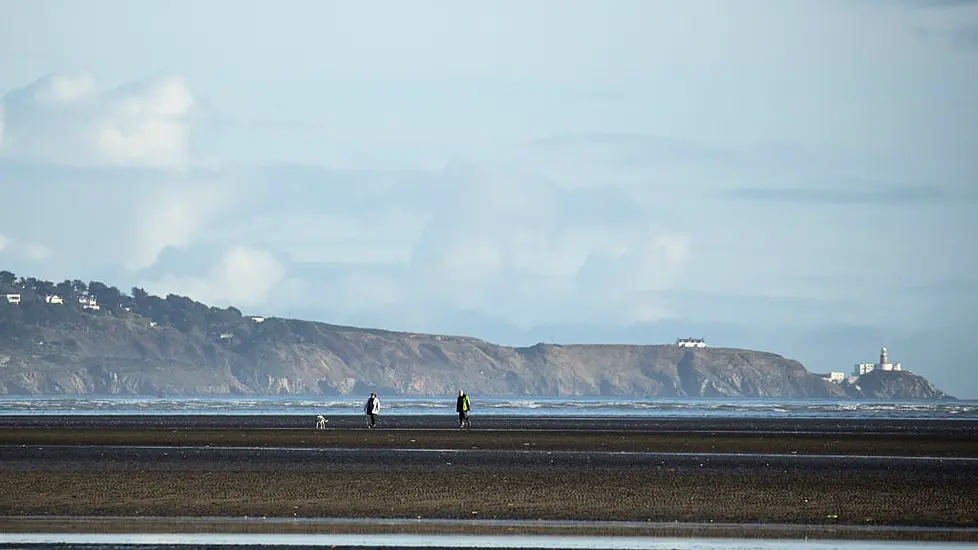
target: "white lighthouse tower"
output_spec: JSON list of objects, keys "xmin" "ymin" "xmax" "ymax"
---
[{"xmin": 877, "ymin": 346, "xmax": 901, "ymax": 371}]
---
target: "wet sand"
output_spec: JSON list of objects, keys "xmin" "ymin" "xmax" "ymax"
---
[
  {"xmin": 3, "ymin": 413, "xmax": 976, "ymax": 435},
  {"xmin": 1, "ymin": 415, "xmax": 976, "ymax": 542},
  {"xmin": 3, "ymin": 517, "xmax": 978, "ymax": 544}
]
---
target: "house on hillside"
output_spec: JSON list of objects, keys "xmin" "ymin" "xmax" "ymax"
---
[
  {"xmin": 853, "ymin": 362, "xmax": 876, "ymax": 376},
  {"xmin": 248, "ymin": 316, "xmax": 265, "ymax": 323},
  {"xmin": 45, "ymin": 294, "xmax": 64, "ymax": 305},
  {"xmin": 4, "ymin": 293, "xmax": 21, "ymax": 304},
  {"xmin": 78, "ymin": 296, "xmax": 100, "ymax": 310},
  {"xmin": 676, "ymin": 337, "xmax": 706, "ymax": 348},
  {"xmin": 821, "ymin": 372, "xmax": 845, "ymax": 383}
]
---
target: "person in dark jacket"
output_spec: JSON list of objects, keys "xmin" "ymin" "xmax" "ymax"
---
[
  {"xmin": 456, "ymin": 390, "xmax": 471, "ymax": 429},
  {"xmin": 364, "ymin": 392, "xmax": 380, "ymax": 428}
]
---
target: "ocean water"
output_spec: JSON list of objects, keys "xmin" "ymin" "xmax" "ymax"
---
[{"xmin": 0, "ymin": 395, "xmax": 975, "ymax": 419}]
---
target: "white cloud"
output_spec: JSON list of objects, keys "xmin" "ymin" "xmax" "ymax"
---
[
  {"xmin": 117, "ymin": 162, "xmax": 693, "ymax": 328},
  {"xmin": 567, "ymin": 230, "xmax": 691, "ymax": 324},
  {"xmin": 31, "ymin": 73, "xmax": 98, "ymax": 105},
  {"xmin": 206, "ymin": 208, "xmax": 429, "ymax": 267},
  {"xmin": 393, "ymin": 165, "xmax": 692, "ymax": 324},
  {"xmin": 0, "ymin": 73, "xmax": 217, "ymax": 274},
  {"xmin": 0, "ymin": 73, "xmax": 194, "ymax": 169},
  {"xmin": 0, "ymin": 233, "xmax": 52, "ymax": 262},
  {"xmin": 21, "ymin": 242, "xmax": 51, "ymax": 261},
  {"xmin": 141, "ymin": 246, "xmax": 287, "ymax": 309},
  {"xmin": 166, "ymin": 161, "xmax": 694, "ymax": 326},
  {"xmin": 126, "ymin": 183, "xmax": 229, "ymax": 271},
  {"xmin": 1, "ymin": 170, "xmax": 237, "ymax": 277}
]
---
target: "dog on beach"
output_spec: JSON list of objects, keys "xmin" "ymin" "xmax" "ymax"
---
[{"xmin": 316, "ymin": 415, "xmax": 329, "ymax": 429}]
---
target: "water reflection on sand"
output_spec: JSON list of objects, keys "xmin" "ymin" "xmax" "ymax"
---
[
  {"xmin": 3, "ymin": 516, "xmax": 978, "ymax": 550},
  {"xmin": 2, "ymin": 532, "xmax": 978, "ymax": 549}
]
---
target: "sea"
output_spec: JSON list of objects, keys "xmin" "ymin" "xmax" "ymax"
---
[{"xmin": 1, "ymin": 395, "xmax": 976, "ymax": 419}]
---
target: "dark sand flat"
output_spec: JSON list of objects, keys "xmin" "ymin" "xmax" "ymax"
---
[
  {"xmin": 2, "ymin": 414, "xmax": 977, "ymax": 435},
  {"xmin": 2, "ymin": 414, "xmax": 977, "ymax": 457},
  {"xmin": 1, "ymin": 415, "xmax": 977, "ymax": 542}
]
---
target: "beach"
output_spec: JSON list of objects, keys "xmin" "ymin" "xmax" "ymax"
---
[{"xmin": 1, "ymin": 415, "xmax": 977, "ymax": 542}]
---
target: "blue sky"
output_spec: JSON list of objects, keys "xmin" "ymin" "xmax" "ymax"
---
[{"xmin": 1, "ymin": 1, "xmax": 976, "ymax": 396}]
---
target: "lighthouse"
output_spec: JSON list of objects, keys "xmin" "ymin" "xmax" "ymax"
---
[
  {"xmin": 877, "ymin": 346, "xmax": 901, "ymax": 371},
  {"xmin": 853, "ymin": 346, "xmax": 903, "ymax": 377}
]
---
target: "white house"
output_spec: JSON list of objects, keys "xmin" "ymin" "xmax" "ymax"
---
[
  {"xmin": 249, "ymin": 316, "xmax": 265, "ymax": 323},
  {"xmin": 4, "ymin": 293, "xmax": 21, "ymax": 304},
  {"xmin": 822, "ymin": 372, "xmax": 845, "ymax": 383},
  {"xmin": 676, "ymin": 338, "xmax": 706, "ymax": 348},
  {"xmin": 853, "ymin": 362, "xmax": 876, "ymax": 376},
  {"xmin": 45, "ymin": 294, "xmax": 64, "ymax": 305},
  {"xmin": 78, "ymin": 296, "xmax": 100, "ymax": 311}
]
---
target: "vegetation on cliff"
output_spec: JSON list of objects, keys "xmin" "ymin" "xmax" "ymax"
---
[{"xmin": 0, "ymin": 270, "xmax": 951, "ymax": 399}]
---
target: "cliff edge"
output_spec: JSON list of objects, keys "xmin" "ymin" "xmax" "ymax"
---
[{"xmin": 846, "ymin": 369, "xmax": 951, "ymax": 400}]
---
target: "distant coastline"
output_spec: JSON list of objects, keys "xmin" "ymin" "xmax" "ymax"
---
[{"xmin": 0, "ymin": 270, "xmax": 952, "ymax": 400}]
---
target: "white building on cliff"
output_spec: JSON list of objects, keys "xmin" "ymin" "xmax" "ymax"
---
[
  {"xmin": 676, "ymin": 338, "xmax": 706, "ymax": 348},
  {"xmin": 822, "ymin": 371, "xmax": 846, "ymax": 383},
  {"xmin": 852, "ymin": 346, "xmax": 902, "ymax": 377}
]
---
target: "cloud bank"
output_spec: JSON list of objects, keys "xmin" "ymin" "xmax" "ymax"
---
[
  {"xmin": 0, "ymin": 73, "xmax": 194, "ymax": 169},
  {"xmin": 141, "ymin": 246, "xmax": 289, "ymax": 309}
]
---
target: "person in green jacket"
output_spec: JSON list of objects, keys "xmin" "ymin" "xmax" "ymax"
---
[{"xmin": 456, "ymin": 390, "xmax": 471, "ymax": 429}]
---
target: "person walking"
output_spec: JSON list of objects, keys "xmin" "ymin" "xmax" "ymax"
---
[
  {"xmin": 364, "ymin": 392, "xmax": 380, "ymax": 428},
  {"xmin": 456, "ymin": 390, "xmax": 471, "ymax": 429}
]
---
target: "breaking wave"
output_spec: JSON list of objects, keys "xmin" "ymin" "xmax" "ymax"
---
[{"xmin": 0, "ymin": 396, "xmax": 975, "ymax": 419}]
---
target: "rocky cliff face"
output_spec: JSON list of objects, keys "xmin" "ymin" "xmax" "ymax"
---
[
  {"xmin": 846, "ymin": 370, "xmax": 951, "ymax": 400},
  {"xmin": 0, "ymin": 312, "xmax": 948, "ymax": 399}
]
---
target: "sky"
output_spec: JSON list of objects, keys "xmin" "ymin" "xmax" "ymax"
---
[{"xmin": 1, "ymin": 0, "xmax": 976, "ymax": 396}]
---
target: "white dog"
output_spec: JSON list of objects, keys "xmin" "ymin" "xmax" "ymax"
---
[{"xmin": 316, "ymin": 415, "xmax": 329, "ymax": 429}]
